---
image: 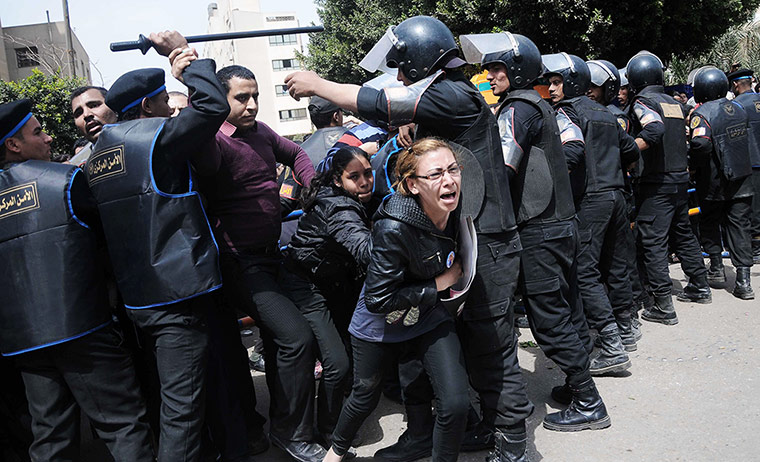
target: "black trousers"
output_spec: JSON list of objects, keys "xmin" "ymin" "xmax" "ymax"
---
[
  {"xmin": 16, "ymin": 325, "xmax": 153, "ymax": 462},
  {"xmin": 577, "ymin": 190, "xmax": 633, "ymax": 330},
  {"xmin": 699, "ymin": 197, "xmax": 755, "ymax": 268},
  {"xmin": 126, "ymin": 297, "xmax": 210, "ymax": 462},
  {"xmin": 222, "ymin": 252, "xmax": 316, "ymax": 442},
  {"xmin": 518, "ymin": 219, "xmax": 592, "ymax": 387},
  {"xmin": 205, "ymin": 292, "xmax": 262, "ymax": 462},
  {"xmin": 635, "ymin": 182, "xmax": 707, "ymax": 296},
  {"xmin": 457, "ymin": 231, "xmax": 533, "ymax": 430},
  {"xmin": 751, "ymin": 168, "xmax": 760, "ymax": 237},
  {"xmin": 281, "ymin": 270, "xmax": 353, "ymax": 436},
  {"xmin": 331, "ymin": 321, "xmax": 470, "ymax": 462}
]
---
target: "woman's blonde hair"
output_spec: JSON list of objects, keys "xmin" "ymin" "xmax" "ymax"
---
[{"xmin": 393, "ymin": 137, "xmax": 457, "ymax": 196}]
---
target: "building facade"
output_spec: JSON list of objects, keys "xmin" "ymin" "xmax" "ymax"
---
[
  {"xmin": 1, "ymin": 16, "xmax": 91, "ymax": 83},
  {"xmin": 206, "ymin": 0, "xmax": 312, "ymax": 137}
]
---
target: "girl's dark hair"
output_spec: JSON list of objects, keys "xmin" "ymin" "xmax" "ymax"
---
[{"xmin": 301, "ymin": 146, "xmax": 370, "ymax": 210}]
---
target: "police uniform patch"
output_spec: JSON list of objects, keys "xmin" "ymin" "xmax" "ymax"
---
[
  {"xmin": 754, "ymin": 101, "xmax": 760, "ymax": 113},
  {"xmin": 279, "ymin": 184, "xmax": 294, "ymax": 198},
  {"xmin": 723, "ymin": 103, "xmax": 736, "ymax": 115},
  {"xmin": 692, "ymin": 127, "xmax": 706, "ymax": 138},
  {"xmin": 87, "ymin": 146, "xmax": 126, "ymax": 184},
  {"xmin": 618, "ymin": 117, "xmax": 628, "ymax": 131},
  {"xmin": 690, "ymin": 116, "xmax": 701, "ymax": 129},
  {"xmin": 446, "ymin": 251, "xmax": 455, "ymax": 268},
  {"xmin": 660, "ymin": 103, "xmax": 684, "ymax": 119},
  {"xmin": 0, "ymin": 181, "xmax": 39, "ymax": 219}
]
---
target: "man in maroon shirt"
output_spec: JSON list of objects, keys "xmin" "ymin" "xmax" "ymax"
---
[{"xmin": 192, "ymin": 64, "xmax": 323, "ymax": 462}]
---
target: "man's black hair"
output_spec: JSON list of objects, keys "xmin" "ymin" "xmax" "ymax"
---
[
  {"xmin": 310, "ymin": 109, "xmax": 340, "ymax": 129},
  {"xmin": 216, "ymin": 65, "xmax": 256, "ymax": 93},
  {"xmin": 70, "ymin": 86, "xmax": 107, "ymax": 103}
]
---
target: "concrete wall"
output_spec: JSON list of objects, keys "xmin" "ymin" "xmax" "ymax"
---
[{"xmin": 2, "ymin": 21, "xmax": 90, "ymax": 83}]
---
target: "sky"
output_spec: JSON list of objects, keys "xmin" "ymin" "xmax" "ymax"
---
[{"xmin": 0, "ymin": 0, "xmax": 321, "ymax": 91}]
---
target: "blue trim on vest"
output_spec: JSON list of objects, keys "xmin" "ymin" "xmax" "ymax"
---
[
  {"xmin": 121, "ymin": 84, "xmax": 167, "ymax": 113},
  {"xmin": 284, "ymin": 209, "xmax": 304, "ymax": 221},
  {"xmin": 124, "ymin": 282, "xmax": 222, "ymax": 309},
  {"xmin": 1, "ymin": 320, "xmax": 111, "ymax": 356},
  {"xmin": 383, "ymin": 137, "xmax": 402, "ymax": 193},
  {"xmin": 0, "ymin": 112, "xmax": 33, "ymax": 144},
  {"xmin": 143, "ymin": 118, "xmax": 224, "ymax": 305},
  {"xmin": 67, "ymin": 168, "xmax": 91, "ymax": 229}
]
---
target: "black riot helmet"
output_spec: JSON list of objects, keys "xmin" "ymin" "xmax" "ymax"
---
[
  {"xmin": 587, "ymin": 59, "xmax": 620, "ymax": 104},
  {"xmin": 384, "ymin": 16, "xmax": 461, "ymax": 83},
  {"xmin": 693, "ymin": 66, "xmax": 729, "ymax": 103},
  {"xmin": 626, "ymin": 51, "xmax": 665, "ymax": 91},
  {"xmin": 542, "ymin": 53, "xmax": 591, "ymax": 98},
  {"xmin": 477, "ymin": 33, "xmax": 542, "ymax": 89}
]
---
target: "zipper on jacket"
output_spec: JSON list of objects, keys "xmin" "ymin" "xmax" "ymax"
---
[{"xmin": 424, "ymin": 251, "xmax": 441, "ymax": 263}]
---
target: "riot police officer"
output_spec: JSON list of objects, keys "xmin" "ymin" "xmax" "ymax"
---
[
  {"xmin": 86, "ymin": 32, "xmax": 230, "ymax": 462},
  {"xmin": 543, "ymin": 54, "xmax": 640, "ymax": 371},
  {"xmin": 690, "ymin": 67, "xmax": 755, "ymax": 299},
  {"xmin": 727, "ymin": 68, "xmax": 760, "ymax": 264},
  {"xmin": 0, "ymin": 99, "xmax": 153, "ymax": 461},
  {"xmin": 461, "ymin": 33, "xmax": 610, "ymax": 448},
  {"xmin": 286, "ymin": 15, "xmax": 533, "ymax": 462},
  {"xmin": 625, "ymin": 51, "xmax": 711, "ymax": 324}
]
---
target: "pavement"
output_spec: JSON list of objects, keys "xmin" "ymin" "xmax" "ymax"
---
[{"xmin": 82, "ymin": 261, "xmax": 759, "ymax": 462}]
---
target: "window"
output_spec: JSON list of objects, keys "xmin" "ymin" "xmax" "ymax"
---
[
  {"xmin": 266, "ymin": 15, "xmax": 295, "ymax": 22},
  {"xmin": 275, "ymin": 85, "xmax": 289, "ymax": 97},
  {"xmin": 269, "ymin": 34, "xmax": 298, "ymax": 46},
  {"xmin": 279, "ymin": 108, "xmax": 307, "ymax": 121},
  {"xmin": 272, "ymin": 59, "xmax": 300, "ymax": 72},
  {"xmin": 15, "ymin": 47, "xmax": 39, "ymax": 68}
]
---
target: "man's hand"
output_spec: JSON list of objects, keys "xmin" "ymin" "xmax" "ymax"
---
[
  {"xmin": 169, "ymin": 48, "xmax": 198, "ymax": 84},
  {"xmin": 149, "ymin": 30, "xmax": 189, "ymax": 57},
  {"xmin": 285, "ymin": 71, "xmax": 323, "ymax": 101},
  {"xmin": 397, "ymin": 124, "xmax": 415, "ymax": 148}
]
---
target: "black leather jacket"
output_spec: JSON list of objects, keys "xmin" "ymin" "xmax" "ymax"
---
[
  {"xmin": 284, "ymin": 185, "xmax": 372, "ymax": 287},
  {"xmin": 364, "ymin": 193, "xmax": 458, "ymax": 315}
]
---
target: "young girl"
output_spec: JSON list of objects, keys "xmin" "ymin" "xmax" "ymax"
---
[
  {"xmin": 325, "ymin": 138, "xmax": 470, "ymax": 462},
  {"xmin": 282, "ymin": 146, "xmax": 375, "ymax": 441}
]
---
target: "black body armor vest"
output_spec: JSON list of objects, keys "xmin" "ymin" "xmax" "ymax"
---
[
  {"xmin": 0, "ymin": 161, "xmax": 110, "ymax": 355},
  {"xmin": 631, "ymin": 86, "xmax": 688, "ymax": 178},
  {"xmin": 501, "ymin": 89, "xmax": 576, "ymax": 225},
  {"xmin": 560, "ymin": 96, "xmax": 626, "ymax": 194},
  {"xmin": 731, "ymin": 91, "xmax": 760, "ymax": 167},
  {"xmin": 694, "ymin": 98, "xmax": 753, "ymax": 182},
  {"xmin": 86, "ymin": 118, "xmax": 222, "ymax": 309},
  {"xmin": 300, "ymin": 126, "xmax": 348, "ymax": 166}
]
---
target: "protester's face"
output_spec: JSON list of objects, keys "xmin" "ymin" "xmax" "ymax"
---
[
  {"xmin": 168, "ymin": 94, "xmax": 188, "ymax": 117},
  {"xmin": 486, "ymin": 63, "xmax": 510, "ymax": 97},
  {"xmin": 618, "ymin": 86, "xmax": 629, "ymax": 105},
  {"xmin": 548, "ymin": 75, "xmax": 565, "ymax": 103},
  {"xmin": 337, "ymin": 155, "xmax": 374, "ymax": 203},
  {"xmin": 226, "ymin": 77, "xmax": 259, "ymax": 129},
  {"xmin": 9, "ymin": 117, "xmax": 52, "ymax": 161},
  {"xmin": 406, "ymin": 147, "xmax": 461, "ymax": 222},
  {"xmin": 71, "ymin": 89, "xmax": 116, "ymax": 142},
  {"xmin": 587, "ymin": 84, "xmax": 604, "ymax": 103}
]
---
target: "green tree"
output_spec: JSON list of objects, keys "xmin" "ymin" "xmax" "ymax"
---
[
  {"xmin": 668, "ymin": 17, "xmax": 760, "ymax": 84},
  {"xmin": 0, "ymin": 69, "xmax": 85, "ymax": 159},
  {"xmin": 303, "ymin": 0, "xmax": 760, "ymax": 83}
]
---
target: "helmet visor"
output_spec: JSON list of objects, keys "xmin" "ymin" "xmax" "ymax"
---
[
  {"xmin": 542, "ymin": 53, "xmax": 575, "ymax": 75},
  {"xmin": 359, "ymin": 27, "xmax": 399, "ymax": 74},
  {"xmin": 618, "ymin": 69, "xmax": 628, "ymax": 87},
  {"xmin": 587, "ymin": 60, "xmax": 617, "ymax": 87},
  {"xmin": 459, "ymin": 32, "xmax": 518, "ymax": 65},
  {"xmin": 363, "ymin": 71, "xmax": 403, "ymax": 90}
]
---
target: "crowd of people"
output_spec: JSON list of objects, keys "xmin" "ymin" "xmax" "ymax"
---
[{"xmin": 0, "ymin": 16, "xmax": 757, "ymax": 462}]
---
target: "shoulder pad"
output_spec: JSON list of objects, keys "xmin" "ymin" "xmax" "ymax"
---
[
  {"xmin": 382, "ymin": 70, "xmax": 445, "ymax": 127},
  {"xmin": 556, "ymin": 108, "xmax": 584, "ymax": 145}
]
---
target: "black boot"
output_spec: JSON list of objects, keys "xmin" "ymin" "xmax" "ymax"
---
[
  {"xmin": 543, "ymin": 379, "xmax": 611, "ymax": 432},
  {"xmin": 733, "ymin": 267, "xmax": 755, "ymax": 300},
  {"xmin": 589, "ymin": 324, "xmax": 631, "ymax": 375},
  {"xmin": 374, "ymin": 404, "xmax": 432, "ymax": 462},
  {"xmin": 641, "ymin": 294, "xmax": 678, "ymax": 325},
  {"xmin": 484, "ymin": 430, "xmax": 529, "ymax": 462},
  {"xmin": 676, "ymin": 274, "xmax": 712, "ymax": 304},
  {"xmin": 617, "ymin": 316, "xmax": 638, "ymax": 352},
  {"xmin": 752, "ymin": 238, "xmax": 760, "ymax": 265},
  {"xmin": 706, "ymin": 255, "xmax": 726, "ymax": 285}
]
